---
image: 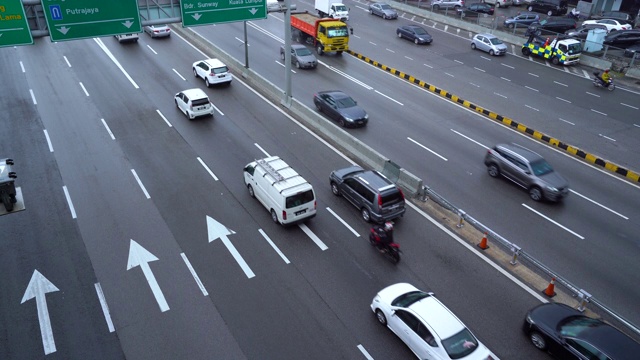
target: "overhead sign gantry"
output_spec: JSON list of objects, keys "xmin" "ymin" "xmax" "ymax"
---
[{"xmin": 0, "ymin": 0, "xmax": 33, "ymax": 48}]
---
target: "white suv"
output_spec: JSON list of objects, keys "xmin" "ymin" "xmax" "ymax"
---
[
  {"xmin": 483, "ymin": 0, "xmax": 513, "ymax": 7},
  {"xmin": 174, "ymin": 88, "xmax": 215, "ymax": 120},
  {"xmin": 431, "ymin": 0, "xmax": 464, "ymax": 10},
  {"xmin": 192, "ymin": 59, "xmax": 232, "ymax": 87}
]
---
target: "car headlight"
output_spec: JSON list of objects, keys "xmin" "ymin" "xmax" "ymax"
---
[
  {"xmin": 364, "ymin": 114, "xmax": 369, "ymax": 119},
  {"xmin": 525, "ymin": 313, "xmax": 534, "ymax": 324}
]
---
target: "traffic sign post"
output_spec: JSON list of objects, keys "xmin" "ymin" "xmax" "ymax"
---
[
  {"xmin": 181, "ymin": 0, "xmax": 267, "ymax": 27},
  {"xmin": 0, "ymin": 0, "xmax": 34, "ymax": 48},
  {"xmin": 42, "ymin": 0, "xmax": 142, "ymax": 42}
]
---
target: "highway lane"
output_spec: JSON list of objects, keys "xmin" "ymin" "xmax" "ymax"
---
[
  {"xmin": 1, "ymin": 34, "xmax": 552, "ymax": 358},
  {"xmin": 187, "ymin": 11, "xmax": 640, "ymax": 325}
]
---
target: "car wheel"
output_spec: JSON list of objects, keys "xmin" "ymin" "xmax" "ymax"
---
[
  {"xmin": 361, "ymin": 208, "xmax": 371, "ymax": 222},
  {"xmin": 529, "ymin": 186, "xmax": 543, "ymax": 202},
  {"xmin": 490, "ymin": 49, "xmax": 495, "ymax": 56},
  {"xmin": 552, "ymin": 56, "xmax": 559, "ymax": 65},
  {"xmin": 248, "ymin": 185, "xmax": 255, "ymax": 198},
  {"xmin": 369, "ymin": 9, "xmax": 373, "ymax": 14},
  {"xmin": 488, "ymin": 164, "xmax": 500, "ymax": 177},
  {"xmin": 270, "ymin": 209, "xmax": 279, "ymax": 224},
  {"xmin": 434, "ymin": 4, "xmax": 440, "ymax": 10},
  {"xmin": 331, "ymin": 182, "xmax": 341, "ymax": 196},
  {"xmin": 205, "ymin": 78, "xmax": 211, "ymax": 87},
  {"xmin": 547, "ymin": 10, "xmax": 552, "ymax": 16},
  {"xmin": 383, "ymin": 14, "xmax": 387, "ymax": 19},
  {"xmin": 471, "ymin": 43, "xmax": 477, "ymax": 50},
  {"xmin": 530, "ymin": 331, "xmax": 547, "ymax": 350},
  {"xmin": 338, "ymin": 118, "xmax": 346, "ymax": 127},
  {"xmin": 508, "ymin": 23, "xmax": 515, "ymax": 29},
  {"xmin": 193, "ymin": 68, "xmax": 198, "ymax": 78},
  {"xmin": 375, "ymin": 309, "xmax": 387, "ymax": 326},
  {"xmin": 528, "ymin": 5, "xmax": 533, "ymax": 11},
  {"xmin": 280, "ymin": 52, "xmax": 285, "ymax": 61},
  {"xmin": 316, "ymin": 44, "xmax": 324, "ymax": 56},
  {"xmin": 295, "ymin": 61, "xmax": 301, "ymax": 69},
  {"xmin": 522, "ymin": 47, "xmax": 532, "ymax": 56},
  {"xmin": 414, "ymin": 38, "xmax": 420, "ymax": 44}
]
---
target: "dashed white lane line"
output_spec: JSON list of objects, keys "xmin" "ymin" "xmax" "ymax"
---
[
  {"xmin": 146, "ymin": 45, "xmax": 158, "ymax": 55},
  {"xmin": 259, "ymin": 229, "xmax": 291, "ymax": 264},
  {"xmin": 386, "ymin": 48, "xmax": 395, "ymax": 53},
  {"xmin": 556, "ymin": 97, "xmax": 571, "ymax": 103},
  {"xmin": 407, "ymin": 137, "xmax": 448, "ymax": 161},
  {"xmin": 525, "ymin": 104, "xmax": 539, "ymax": 111},
  {"xmin": 404, "ymin": 55, "xmax": 413, "ymax": 60},
  {"xmin": 357, "ymin": 344, "xmax": 374, "ymax": 360},
  {"xmin": 558, "ymin": 118, "xmax": 575, "ymax": 125},
  {"xmin": 131, "ymin": 169, "xmax": 151, "ymax": 199},
  {"xmin": 20, "ymin": 61, "xmax": 26, "ymax": 72},
  {"xmin": 79, "ymin": 82, "xmax": 89, "ymax": 96},
  {"xmin": 569, "ymin": 190, "xmax": 628, "ymax": 220},
  {"xmin": 63, "ymin": 57, "xmax": 71, "ymax": 67},
  {"xmin": 173, "ymin": 69, "xmax": 186, "ymax": 81},
  {"xmin": 469, "ymin": 82, "xmax": 480, "ymax": 87},
  {"xmin": 522, "ymin": 204, "xmax": 584, "ymax": 239},
  {"xmin": 299, "ymin": 223, "xmax": 328, "ymax": 251},
  {"xmin": 326, "ymin": 207, "xmax": 360, "ymax": 237},
  {"xmin": 528, "ymin": 72, "xmax": 539, "ymax": 77},
  {"xmin": 591, "ymin": 109, "xmax": 607, "ymax": 116},
  {"xmin": 29, "ymin": 89, "xmax": 37, "ymax": 104},
  {"xmin": 599, "ymin": 134, "xmax": 616, "ymax": 142},
  {"xmin": 480, "ymin": 56, "xmax": 491, "ymax": 61},
  {"xmin": 156, "ymin": 109, "xmax": 172, "ymax": 127},
  {"xmin": 255, "ymin": 143, "xmax": 270, "ymax": 157},
  {"xmin": 586, "ymin": 92, "xmax": 600, "ymax": 97},
  {"xmin": 43, "ymin": 130, "xmax": 54, "ymax": 152},
  {"xmin": 101, "ymin": 119, "xmax": 115, "ymax": 140},
  {"xmin": 197, "ymin": 157, "xmax": 218, "ymax": 181},
  {"xmin": 525, "ymin": 86, "xmax": 539, "ymax": 92},
  {"xmin": 454, "ymin": 59, "xmax": 463, "ymax": 64},
  {"xmin": 62, "ymin": 185, "xmax": 77, "ymax": 219},
  {"xmin": 369, "ymin": 41, "xmax": 377, "ymax": 46},
  {"xmin": 501, "ymin": 63, "xmax": 514, "ymax": 69},
  {"xmin": 621, "ymin": 103, "xmax": 639, "ymax": 110},
  {"xmin": 445, "ymin": 72, "xmax": 454, "ymax": 77},
  {"xmin": 450, "ymin": 129, "xmax": 489, "ymax": 150},
  {"xmin": 474, "ymin": 67, "xmax": 485, "ymax": 72},
  {"xmin": 553, "ymin": 81, "xmax": 568, "ymax": 87},
  {"xmin": 494, "ymin": 92, "xmax": 507, "ymax": 98},
  {"xmin": 423, "ymin": 63, "xmax": 433, "ymax": 68},
  {"xmin": 94, "ymin": 283, "xmax": 115, "ymax": 333},
  {"xmin": 181, "ymin": 253, "xmax": 210, "ymax": 296},
  {"xmin": 500, "ymin": 77, "xmax": 511, "ymax": 82}
]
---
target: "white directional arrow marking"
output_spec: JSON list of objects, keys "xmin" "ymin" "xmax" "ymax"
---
[
  {"xmin": 192, "ymin": 13, "xmax": 202, "ymax": 20},
  {"xmin": 122, "ymin": 20, "xmax": 134, "ymax": 29},
  {"xmin": 57, "ymin": 27, "xmax": 69, "ymax": 35},
  {"xmin": 127, "ymin": 239, "xmax": 170, "ymax": 312},
  {"xmin": 21, "ymin": 270, "xmax": 60, "ymax": 355},
  {"xmin": 250, "ymin": 8, "xmax": 258, "ymax": 15},
  {"xmin": 207, "ymin": 216, "xmax": 255, "ymax": 278}
]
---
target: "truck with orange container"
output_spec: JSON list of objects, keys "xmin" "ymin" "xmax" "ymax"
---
[{"xmin": 290, "ymin": 11, "xmax": 349, "ymax": 56}]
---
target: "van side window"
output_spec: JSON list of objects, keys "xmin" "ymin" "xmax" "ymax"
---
[{"xmin": 244, "ymin": 165, "xmax": 255, "ymax": 176}]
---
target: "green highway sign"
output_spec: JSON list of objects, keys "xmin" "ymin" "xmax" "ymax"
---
[
  {"xmin": 181, "ymin": 0, "xmax": 267, "ymax": 27},
  {"xmin": 42, "ymin": 0, "xmax": 141, "ymax": 42},
  {"xmin": 0, "ymin": 0, "xmax": 33, "ymax": 48}
]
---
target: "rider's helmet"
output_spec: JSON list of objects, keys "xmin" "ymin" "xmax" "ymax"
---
[
  {"xmin": 604, "ymin": 69, "xmax": 610, "ymax": 73},
  {"xmin": 384, "ymin": 222, "xmax": 394, "ymax": 232}
]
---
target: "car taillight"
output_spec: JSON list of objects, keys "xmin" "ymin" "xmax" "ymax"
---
[
  {"xmin": 154, "ymin": 30, "xmax": 159, "ymax": 33},
  {"xmin": 378, "ymin": 194, "xmax": 383, "ymax": 207},
  {"xmin": 209, "ymin": 72, "xmax": 214, "ymax": 76},
  {"xmin": 314, "ymin": 200, "xmax": 317, "ymax": 209},
  {"xmin": 399, "ymin": 188, "xmax": 405, "ymax": 200},
  {"xmin": 282, "ymin": 210, "xmax": 287, "ymax": 220}
]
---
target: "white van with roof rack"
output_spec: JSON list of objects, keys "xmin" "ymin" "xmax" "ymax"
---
[{"xmin": 243, "ymin": 156, "xmax": 317, "ymax": 225}]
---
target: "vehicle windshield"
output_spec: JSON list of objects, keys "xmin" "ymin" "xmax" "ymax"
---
[
  {"xmin": 295, "ymin": 48, "xmax": 313, "ymax": 56},
  {"xmin": 327, "ymin": 26, "xmax": 349, "ymax": 37},
  {"xmin": 336, "ymin": 96, "xmax": 357, "ymax": 108},
  {"xmin": 391, "ymin": 291, "xmax": 430, "ymax": 307},
  {"xmin": 380, "ymin": 4, "xmax": 392, "ymax": 9},
  {"xmin": 559, "ymin": 316, "xmax": 603, "ymax": 337},
  {"xmin": 441, "ymin": 328, "xmax": 479, "ymax": 359},
  {"xmin": 413, "ymin": 27, "xmax": 428, "ymax": 35},
  {"xmin": 489, "ymin": 38, "xmax": 503, "ymax": 45},
  {"xmin": 335, "ymin": 5, "xmax": 347, "ymax": 11},
  {"xmin": 530, "ymin": 159, "xmax": 554, "ymax": 176},
  {"xmin": 566, "ymin": 42, "xmax": 582, "ymax": 54}
]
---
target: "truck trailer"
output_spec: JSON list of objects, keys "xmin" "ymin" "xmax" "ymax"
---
[{"xmin": 290, "ymin": 11, "xmax": 349, "ymax": 55}]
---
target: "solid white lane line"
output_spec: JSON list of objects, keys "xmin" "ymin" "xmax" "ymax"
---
[
  {"xmin": 197, "ymin": 157, "xmax": 218, "ymax": 181},
  {"xmin": 357, "ymin": 344, "xmax": 375, "ymax": 360},
  {"xmin": 100, "ymin": 119, "xmax": 115, "ymax": 140},
  {"xmin": 591, "ymin": 109, "xmax": 607, "ymax": 116},
  {"xmin": 569, "ymin": 190, "xmax": 628, "ymax": 219},
  {"xmin": 63, "ymin": 57, "xmax": 71, "ymax": 67},
  {"xmin": 328, "ymin": 66, "xmax": 373, "ymax": 90},
  {"xmin": 553, "ymin": 81, "xmax": 568, "ymax": 87},
  {"xmin": 30, "ymin": 89, "xmax": 37, "ymax": 104},
  {"xmin": 259, "ymin": 229, "xmax": 290, "ymax": 264},
  {"xmin": 556, "ymin": 97, "xmax": 571, "ymax": 103},
  {"xmin": 501, "ymin": 63, "xmax": 514, "ymax": 69},
  {"xmin": 43, "ymin": 130, "xmax": 53, "ymax": 152},
  {"xmin": 474, "ymin": 67, "xmax": 485, "ymax": 72},
  {"xmin": 558, "ymin": 118, "xmax": 575, "ymax": 125},
  {"xmin": 93, "ymin": 38, "xmax": 139, "ymax": 89},
  {"xmin": 94, "ymin": 283, "xmax": 115, "ymax": 332},
  {"xmin": 598, "ymin": 134, "xmax": 616, "ymax": 141},
  {"xmin": 156, "ymin": 109, "xmax": 172, "ymax": 127},
  {"xmin": 407, "ymin": 137, "xmax": 448, "ymax": 161},
  {"xmin": 62, "ymin": 186, "xmax": 77, "ymax": 219},
  {"xmin": 374, "ymin": 90, "xmax": 403, "ymax": 105},
  {"xmin": 525, "ymin": 86, "xmax": 539, "ymax": 92},
  {"xmin": 326, "ymin": 207, "xmax": 360, "ymax": 237},
  {"xmin": 180, "ymin": 253, "xmax": 209, "ymax": 296},
  {"xmin": 131, "ymin": 169, "xmax": 150, "ymax": 199},
  {"xmin": 254, "ymin": 143, "xmax": 270, "ymax": 157},
  {"xmin": 146, "ymin": 45, "xmax": 158, "ymax": 55},
  {"xmin": 79, "ymin": 82, "xmax": 89, "ymax": 96},
  {"xmin": 450, "ymin": 129, "xmax": 488, "ymax": 149},
  {"xmin": 522, "ymin": 204, "xmax": 584, "ymax": 239},
  {"xmin": 525, "ymin": 104, "xmax": 539, "ymax": 111},
  {"xmin": 299, "ymin": 223, "xmax": 328, "ymax": 251},
  {"xmin": 172, "ymin": 68, "xmax": 186, "ymax": 81},
  {"xmin": 20, "ymin": 61, "xmax": 26, "ymax": 72},
  {"xmin": 621, "ymin": 103, "xmax": 639, "ymax": 110}
]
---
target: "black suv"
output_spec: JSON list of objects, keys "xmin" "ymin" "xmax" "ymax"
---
[
  {"xmin": 526, "ymin": 0, "xmax": 568, "ymax": 16},
  {"xmin": 330, "ymin": 166, "xmax": 405, "ymax": 223},
  {"xmin": 528, "ymin": 17, "xmax": 577, "ymax": 35}
]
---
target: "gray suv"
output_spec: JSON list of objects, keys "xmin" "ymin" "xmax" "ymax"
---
[
  {"xmin": 330, "ymin": 166, "xmax": 406, "ymax": 223},
  {"xmin": 484, "ymin": 144, "xmax": 569, "ymax": 202}
]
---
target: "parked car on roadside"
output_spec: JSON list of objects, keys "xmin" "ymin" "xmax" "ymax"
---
[
  {"xmin": 471, "ymin": 33, "xmax": 507, "ymax": 55},
  {"xmin": 313, "ymin": 90, "xmax": 369, "ymax": 127},
  {"xmin": 456, "ymin": 3, "xmax": 495, "ymax": 17},
  {"xmin": 484, "ymin": 143, "xmax": 569, "ymax": 202},
  {"xmin": 368, "ymin": 2, "xmax": 398, "ymax": 19},
  {"xmin": 483, "ymin": 0, "xmax": 512, "ymax": 8},
  {"xmin": 430, "ymin": 0, "xmax": 464, "ymax": 11},
  {"xmin": 564, "ymin": 24, "xmax": 608, "ymax": 40},
  {"xmin": 583, "ymin": 19, "xmax": 633, "ymax": 32},
  {"xmin": 603, "ymin": 29, "xmax": 640, "ymax": 47},
  {"xmin": 280, "ymin": 44, "xmax": 318, "ymax": 69},
  {"xmin": 526, "ymin": 0, "xmax": 568, "ymax": 16},
  {"xmin": 396, "ymin": 25, "xmax": 433, "ymax": 44},
  {"xmin": 528, "ymin": 17, "xmax": 577, "ymax": 34},
  {"xmin": 504, "ymin": 12, "xmax": 540, "ymax": 28},
  {"xmin": 590, "ymin": 10, "xmax": 635, "ymax": 26}
]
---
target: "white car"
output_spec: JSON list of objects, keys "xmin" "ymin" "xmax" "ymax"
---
[
  {"xmin": 144, "ymin": 24, "xmax": 171, "ymax": 38},
  {"xmin": 192, "ymin": 59, "xmax": 233, "ymax": 87},
  {"xmin": 582, "ymin": 19, "xmax": 632, "ymax": 32},
  {"xmin": 174, "ymin": 88, "xmax": 215, "ymax": 120},
  {"xmin": 371, "ymin": 283, "xmax": 498, "ymax": 360}
]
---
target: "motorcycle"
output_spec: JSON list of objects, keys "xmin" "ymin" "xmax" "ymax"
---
[
  {"xmin": 567, "ymin": 8, "xmax": 580, "ymax": 20},
  {"xmin": 369, "ymin": 226, "xmax": 401, "ymax": 264},
  {"xmin": 592, "ymin": 71, "xmax": 615, "ymax": 91}
]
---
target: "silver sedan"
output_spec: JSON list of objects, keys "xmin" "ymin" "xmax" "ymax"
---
[
  {"xmin": 144, "ymin": 24, "xmax": 171, "ymax": 38},
  {"xmin": 369, "ymin": 2, "xmax": 399, "ymax": 19}
]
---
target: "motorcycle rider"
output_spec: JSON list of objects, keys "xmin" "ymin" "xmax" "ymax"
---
[
  {"xmin": 373, "ymin": 221, "xmax": 394, "ymax": 252},
  {"xmin": 569, "ymin": 7, "xmax": 580, "ymax": 19},
  {"xmin": 599, "ymin": 69, "xmax": 611, "ymax": 87}
]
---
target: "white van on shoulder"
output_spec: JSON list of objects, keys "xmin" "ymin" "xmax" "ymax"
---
[{"xmin": 243, "ymin": 156, "xmax": 317, "ymax": 225}]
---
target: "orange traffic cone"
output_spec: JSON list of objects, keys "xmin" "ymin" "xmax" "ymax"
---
[
  {"xmin": 543, "ymin": 277, "xmax": 556, "ymax": 298},
  {"xmin": 477, "ymin": 232, "xmax": 489, "ymax": 250}
]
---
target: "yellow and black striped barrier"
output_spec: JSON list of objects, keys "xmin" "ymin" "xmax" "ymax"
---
[{"xmin": 347, "ymin": 49, "xmax": 640, "ymax": 184}]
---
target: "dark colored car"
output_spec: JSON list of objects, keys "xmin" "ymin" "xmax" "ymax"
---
[
  {"xmin": 396, "ymin": 25, "xmax": 433, "ymax": 44},
  {"xmin": 456, "ymin": 3, "xmax": 495, "ymax": 17},
  {"xmin": 603, "ymin": 29, "xmax": 640, "ymax": 47},
  {"xmin": 330, "ymin": 166, "xmax": 405, "ymax": 223},
  {"xmin": 564, "ymin": 24, "xmax": 608, "ymax": 40},
  {"xmin": 526, "ymin": 0, "xmax": 568, "ymax": 16},
  {"xmin": 528, "ymin": 17, "xmax": 577, "ymax": 35},
  {"xmin": 523, "ymin": 303, "xmax": 640, "ymax": 359},
  {"xmin": 313, "ymin": 91, "xmax": 369, "ymax": 127},
  {"xmin": 624, "ymin": 43, "xmax": 640, "ymax": 57},
  {"xmin": 504, "ymin": 12, "xmax": 540, "ymax": 29}
]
